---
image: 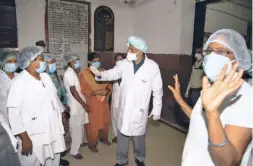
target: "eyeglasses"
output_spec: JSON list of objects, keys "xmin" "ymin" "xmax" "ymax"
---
[{"xmin": 203, "ymin": 48, "xmax": 231, "ymax": 56}]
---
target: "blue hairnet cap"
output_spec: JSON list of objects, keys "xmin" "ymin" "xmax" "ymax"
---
[
  {"xmin": 44, "ymin": 55, "xmax": 55, "ymax": 62},
  {"xmin": 18, "ymin": 46, "xmax": 43, "ymax": 69},
  {"xmin": 0, "ymin": 51, "xmax": 18, "ymax": 68},
  {"xmin": 127, "ymin": 36, "xmax": 148, "ymax": 53}
]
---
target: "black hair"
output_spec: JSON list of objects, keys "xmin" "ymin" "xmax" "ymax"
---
[
  {"xmin": 114, "ymin": 53, "xmax": 125, "ymax": 61},
  {"xmin": 67, "ymin": 62, "xmax": 72, "ymax": 67},
  {"xmin": 88, "ymin": 52, "xmax": 100, "ymax": 62},
  {"xmin": 35, "ymin": 40, "xmax": 46, "ymax": 47}
]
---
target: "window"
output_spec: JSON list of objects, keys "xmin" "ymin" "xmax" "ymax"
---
[
  {"xmin": 0, "ymin": 0, "xmax": 17, "ymax": 48},
  {"xmin": 94, "ymin": 6, "xmax": 114, "ymax": 52}
]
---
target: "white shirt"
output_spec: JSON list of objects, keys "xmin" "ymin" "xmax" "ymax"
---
[
  {"xmin": 111, "ymin": 81, "xmax": 121, "ymax": 108},
  {"xmin": 63, "ymin": 67, "xmax": 88, "ymax": 125},
  {"xmin": 7, "ymin": 70, "xmax": 66, "ymax": 164},
  {"xmin": 182, "ymin": 82, "xmax": 253, "ymax": 166}
]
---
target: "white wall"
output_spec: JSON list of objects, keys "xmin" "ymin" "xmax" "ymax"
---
[
  {"xmin": 133, "ymin": 0, "xmax": 195, "ymax": 54},
  {"xmin": 16, "ymin": 0, "xmax": 46, "ymax": 49},
  {"xmin": 205, "ymin": 1, "xmax": 252, "ymax": 36},
  {"xmin": 15, "ymin": 0, "xmax": 134, "ymax": 53},
  {"xmin": 15, "ymin": 0, "xmax": 196, "ymax": 56}
]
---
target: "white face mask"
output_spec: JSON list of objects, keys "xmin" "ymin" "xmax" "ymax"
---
[
  {"xmin": 127, "ymin": 52, "xmax": 138, "ymax": 61},
  {"xmin": 203, "ymin": 52, "xmax": 236, "ymax": 82}
]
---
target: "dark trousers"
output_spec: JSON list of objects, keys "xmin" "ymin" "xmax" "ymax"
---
[
  {"xmin": 189, "ymin": 88, "xmax": 202, "ymax": 107},
  {"xmin": 116, "ymin": 130, "xmax": 146, "ymax": 165}
]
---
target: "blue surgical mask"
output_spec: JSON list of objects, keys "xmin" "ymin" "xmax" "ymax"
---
[
  {"xmin": 74, "ymin": 60, "xmax": 81, "ymax": 69},
  {"xmin": 3, "ymin": 63, "xmax": 18, "ymax": 73},
  {"xmin": 36, "ymin": 61, "xmax": 47, "ymax": 73},
  {"xmin": 203, "ymin": 52, "xmax": 234, "ymax": 82},
  {"xmin": 48, "ymin": 63, "xmax": 57, "ymax": 73},
  {"xmin": 91, "ymin": 62, "xmax": 101, "ymax": 69}
]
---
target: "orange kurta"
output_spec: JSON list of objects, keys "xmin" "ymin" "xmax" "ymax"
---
[{"xmin": 80, "ymin": 68, "xmax": 112, "ymax": 146}]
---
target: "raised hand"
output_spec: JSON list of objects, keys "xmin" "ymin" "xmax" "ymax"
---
[
  {"xmin": 168, "ymin": 74, "xmax": 183, "ymax": 102},
  {"xmin": 201, "ymin": 62, "xmax": 244, "ymax": 114}
]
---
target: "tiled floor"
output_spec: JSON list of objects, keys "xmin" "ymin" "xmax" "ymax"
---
[{"xmin": 64, "ymin": 121, "xmax": 186, "ymax": 166}]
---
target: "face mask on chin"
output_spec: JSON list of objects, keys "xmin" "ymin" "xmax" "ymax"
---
[{"xmin": 202, "ymin": 52, "xmax": 236, "ymax": 82}]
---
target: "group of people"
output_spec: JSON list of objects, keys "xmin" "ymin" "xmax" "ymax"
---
[
  {"xmin": 0, "ymin": 36, "xmax": 163, "ymax": 166},
  {"xmin": 0, "ymin": 28, "xmax": 252, "ymax": 166}
]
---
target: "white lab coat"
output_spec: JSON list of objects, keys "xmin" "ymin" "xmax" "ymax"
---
[
  {"xmin": 97, "ymin": 57, "xmax": 163, "ymax": 136},
  {"xmin": 7, "ymin": 70, "xmax": 66, "ymax": 165},
  {"xmin": 111, "ymin": 81, "xmax": 121, "ymax": 136},
  {"xmin": 0, "ymin": 69, "xmax": 18, "ymax": 123},
  {"xmin": 182, "ymin": 82, "xmax": 252, "ymax": 166},
  {"xmin": 63, "ymin": 67, "xmax": 89, "ymax": 126}
]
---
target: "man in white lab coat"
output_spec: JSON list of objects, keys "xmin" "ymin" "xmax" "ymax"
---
[
  {"xmin": 90, "ymin": 36, "xmax": 163, "ymax": 166},
  {"xmin": 7, "ymin": 46, "xmax": 66, "ymax": 166},
  {"xmin": 111, "ymin": 53, "xmax": 125, "ymax": 143},
  {"xmin": 0, "ymin": 51, "xmax": 21, "ymax": 166},
  {"xmin": 63, "ymin": 54, "xmax": 89, "ymax": 160}
]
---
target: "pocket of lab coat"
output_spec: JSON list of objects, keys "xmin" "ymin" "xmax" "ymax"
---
[
  {"xmin": 26, "ymin": 117, "xmax": 46, "ymax": 136},
  {"xmin": 132, "ymin": 108, "xmax": 148, "ymax": 125}
]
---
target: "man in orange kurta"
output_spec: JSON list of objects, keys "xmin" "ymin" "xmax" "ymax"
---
[{"xmin": 80, "ymin": 52, "xmax": 112, "ymax": 153}]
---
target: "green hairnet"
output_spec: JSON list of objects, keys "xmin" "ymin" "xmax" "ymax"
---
[
  {"xmin": 0, "ymin": 51, "xmax": 18, "ymax": 68},
  {"xmin": 127, "ymin": 36, "xmax": 148, "ymax": 53}
]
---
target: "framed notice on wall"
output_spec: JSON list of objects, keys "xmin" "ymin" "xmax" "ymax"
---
[{"xmin": 45, "ymin": 0, "xmax": 90, "ymax": 69}]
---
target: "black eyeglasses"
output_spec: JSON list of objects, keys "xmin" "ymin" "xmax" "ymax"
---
[{"xmin": 203, "ymin": 48, "xmax": 231, "ymax": 56}]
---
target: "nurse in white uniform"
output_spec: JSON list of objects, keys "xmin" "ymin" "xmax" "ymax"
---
[
  {"xmin": 0, "ymin": 51, "xmax": 19, "ymax": 123},
  {"xmin": 90, "ymin": 36, "xmax": 163, "ymax": 166},
  {"xmin": 7, "ymin": 46, "xmax": 66, "ymax": 166},
  {"xmin": 169, "ymin": 29, "xmax": 252, "ymax": 166},
  {"xmin": 63, "ymin": 54, "xmax": 89, "ymax": 160},
  {"xmin": 0, "ymin": 51, "xmax": 21, "ymax": 166},
  {"xmin": 111, "ymin": 53, "xmax": 125, "ymax": 143}
]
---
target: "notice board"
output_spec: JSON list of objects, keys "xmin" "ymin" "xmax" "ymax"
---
[{"xmin": 46, "ymin": 0, "xmax": 89, "ymax": 70}]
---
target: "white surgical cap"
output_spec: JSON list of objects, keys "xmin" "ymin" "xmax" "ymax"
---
[
  {"xmin": 18, "ymin": 46, "xmax": 43, "ymax": 69},
  {"xmin": 44, "ymin": 55, "xmax": 55, "ymax": 62},
  {"xmin": 127, "ymin": 36, "xmax": 148, "ymax": 53},
  {"xmin": 203, "ymin": 29, "xmax": 251, "ymax": 70},
  {"xmin": 64, "ymin": 54, "xmax": 79, "ymax": 63},
  {"xmin": 0, "ymin": 51, "xmax": 18, "ymax": 68}
]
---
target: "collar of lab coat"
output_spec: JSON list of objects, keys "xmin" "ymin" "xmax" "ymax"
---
[{"xmin": 0, "ymin": 69, "xmax": 12, "ymax": 81}]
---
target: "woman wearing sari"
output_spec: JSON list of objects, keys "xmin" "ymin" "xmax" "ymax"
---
[{"xmin": 80, "ymin": 52, "xmax": 112, "ymax": 153}]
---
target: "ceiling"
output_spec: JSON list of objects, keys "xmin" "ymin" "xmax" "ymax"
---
[{"xmin": 228, "ymin": 0, "xmax": 252, "ymax": 8}]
